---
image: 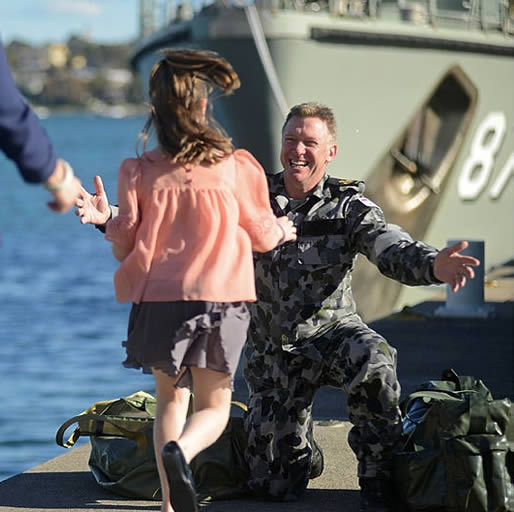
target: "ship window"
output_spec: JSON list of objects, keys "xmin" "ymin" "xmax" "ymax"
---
[
  {"xmin": 389, "ymin": 67, "xmax": 476, "ymax": 204},
  {"xmin": 364, "ymin": 65, "xmax": 477, "ymax": 235}
]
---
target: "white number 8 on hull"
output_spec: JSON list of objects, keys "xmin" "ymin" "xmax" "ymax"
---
[{"xmin": 458, "ymin": 112, "xmax": 514, "ymax": 201}]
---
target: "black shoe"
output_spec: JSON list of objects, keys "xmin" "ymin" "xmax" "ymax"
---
[
  {"xmin": 162, "ymin": 441, "xmax": 198, "ymax": 512},
  {"xmin": 359, "ymin": 477, "xmax": 394, "ymax": 512}
]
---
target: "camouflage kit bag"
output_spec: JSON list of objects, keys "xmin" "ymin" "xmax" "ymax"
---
[
  {"xmin": 56, "ymin": 391, "xmax": 250, "ymax": 501},
  {"xmin": 393, "ymin": 369, "xmax": 514, "ymax": 512}
]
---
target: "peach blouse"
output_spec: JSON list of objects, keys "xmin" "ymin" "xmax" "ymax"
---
[{"xmin": 105, "ymin": 149, "xmax": 283, "ymax": 304}]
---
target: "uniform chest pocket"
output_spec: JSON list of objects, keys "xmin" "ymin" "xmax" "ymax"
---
[{"xmin": 297, "ymin": 235, "xmax": 344, "ymax": 266}]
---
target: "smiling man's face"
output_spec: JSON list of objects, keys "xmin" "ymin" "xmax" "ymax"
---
[{"xmin": 280, "ymin": 116, "xmax": 337, "ymax": 199}]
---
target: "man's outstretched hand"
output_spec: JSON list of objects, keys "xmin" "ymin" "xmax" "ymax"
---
[
  {"xmin": 75, "ymin": 175, "xmax": 111, "ymax": 226},
  {"xmin": 433, "ymin": 241, "xmax": 481, "ymax": 293}
]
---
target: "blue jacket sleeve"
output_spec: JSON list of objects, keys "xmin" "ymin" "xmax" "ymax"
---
[{"xmin": 0, "ymin": 41, "xmax": 57, "ymax": 183}]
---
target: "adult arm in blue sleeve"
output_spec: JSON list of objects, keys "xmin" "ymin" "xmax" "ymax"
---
[
  {"xmin": 0, "ymin": 41, "xmax": 57, "ymax": 183},
  {"xmin": 0, "ymin": 41, "xmax": 81, "ymax": 212}
]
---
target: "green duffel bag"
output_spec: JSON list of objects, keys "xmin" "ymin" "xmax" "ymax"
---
[
  {"xmin": 394, "ymin": 369, "xmax": 514, "ymax": 512},
  {"xmin": 56, "ymin": 391, "xmax": 161, "ymax": 500},
  {"xmin": 56, "ymin": 391, "xmax": 251, "ymax": 501}
]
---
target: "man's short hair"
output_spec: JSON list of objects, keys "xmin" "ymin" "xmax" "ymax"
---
[{"xmin": 282, "ymin": 102, "xmax": 337, "ymax": 143}]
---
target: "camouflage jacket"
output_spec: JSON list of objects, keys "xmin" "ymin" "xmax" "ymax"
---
[{"xmin": 249, "ymin": 172, "xmax": 441, "ymax": 352}]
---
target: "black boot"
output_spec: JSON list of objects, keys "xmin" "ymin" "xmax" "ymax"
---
[
  {"xmin": 359, "ymin": 477, "xmax": 394, "ymax": 512},
  {"xmin": 309, "ymin": 435, "xmax": 325, "ymax": 479}
]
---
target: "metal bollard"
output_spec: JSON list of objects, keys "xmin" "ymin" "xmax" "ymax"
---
[{"xmin": 435, "ymin": 240, "xmax": 494, "ymax": 318}]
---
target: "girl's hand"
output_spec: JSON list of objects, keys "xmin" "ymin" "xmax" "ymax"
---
[
  {"xmin": 74, "ymin": 175, "xmax": 111, "ymax": 225},
  {"xmin": 277, "ymin": 216, "xmax": 297, "ymax": 244}
]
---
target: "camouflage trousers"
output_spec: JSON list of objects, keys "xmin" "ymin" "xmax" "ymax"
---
[{"xmin": 243, "ymin": 315, "xmax": 402, "ymax": 501}]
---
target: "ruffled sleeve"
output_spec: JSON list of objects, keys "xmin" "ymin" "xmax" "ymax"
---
[
  {"xmin": 234, "ymin": 149, "xmax": 282, "ymax": 253},
  {"xmin": 105, "ymin": 158, "xmax": 140, "ymax": 255}
]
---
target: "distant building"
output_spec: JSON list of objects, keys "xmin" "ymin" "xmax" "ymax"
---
[
  {"xmin": 6, "ymin": 38, "xmax": 143, "ymax": 109},
  {"xmin": 47, "ymin": 44, "xmax": 69, "ymax": 69}
]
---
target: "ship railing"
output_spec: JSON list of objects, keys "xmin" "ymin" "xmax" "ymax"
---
[
  {"xmin": 139, "ymin": 0, "xmax": 212, "ymax": 36},
  {"xmin": 395, "ymin": 0, "xmax": 514, "ymax": 33},
  {"xmin": 139, "ymin": 0, "xmax": 514, "ymax": 36},
  {"xmin": 260, "ymin": 0, "xmax": 514, "ymax": 33}
]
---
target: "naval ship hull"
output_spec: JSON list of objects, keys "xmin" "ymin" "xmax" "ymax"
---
[{"xmin": 132, "ymin": 3, "xmax": 514, "ymax": 320}]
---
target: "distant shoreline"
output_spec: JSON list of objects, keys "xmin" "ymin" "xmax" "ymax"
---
[{"xmin": 33, "ymin": 103, "xmax": 148, "ymax": 119}]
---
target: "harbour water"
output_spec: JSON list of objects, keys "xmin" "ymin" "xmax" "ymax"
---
[{"xmin": 0, "ymin": 113, "xmax": 158, "ymax": 482}]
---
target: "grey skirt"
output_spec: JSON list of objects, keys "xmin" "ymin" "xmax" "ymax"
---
[{"xmin": 122, "ymin": 301, "xmax": 250, "ymax": 389}]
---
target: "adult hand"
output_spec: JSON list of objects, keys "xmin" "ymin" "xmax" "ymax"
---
[
  {"xmin": 74, "ymin": 175, "xmax": 111, "ymax": 225},
  {"xmin": 47, "ymin": 176, "xmax": 82, "ymax": 213},
  {"xmin": 433, "ymin": 241, "xmax": 480, "ymax": 293},
  {"xmin": 45, "ymin": 159, "xmax": 82, "ymax": 213}
]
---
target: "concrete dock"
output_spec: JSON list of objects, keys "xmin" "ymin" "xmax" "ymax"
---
[{"xmin": 0, "ymin": 263, "xmax": 512, "ymax": 512}]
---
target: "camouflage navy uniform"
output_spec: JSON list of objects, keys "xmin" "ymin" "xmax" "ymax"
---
[{"xmin": 244, "ymin": 172, "xmax": 441, "ymax": 501}]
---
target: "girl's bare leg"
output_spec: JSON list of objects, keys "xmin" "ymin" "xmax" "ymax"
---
[
  {"xmin": 178, "ymin": 367, "xmax": 232, "ymax": 463},
  {"xmin": 152, "ymin": 368, "xmax": 191, "ymax": 512}
]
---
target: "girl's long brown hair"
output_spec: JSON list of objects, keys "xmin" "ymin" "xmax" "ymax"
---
[{"xmin": 139, "ymin": 48, "xmax": 241, "ymax": 165}]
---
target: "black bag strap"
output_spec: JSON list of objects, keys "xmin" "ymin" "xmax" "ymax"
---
[
  {"xmin": 56, "ymin": 413, "xmax": 154, "ymax": 449},
  {"xmin": 440, "ymin": 368, "xmax": 493, "ymax": 399}
]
